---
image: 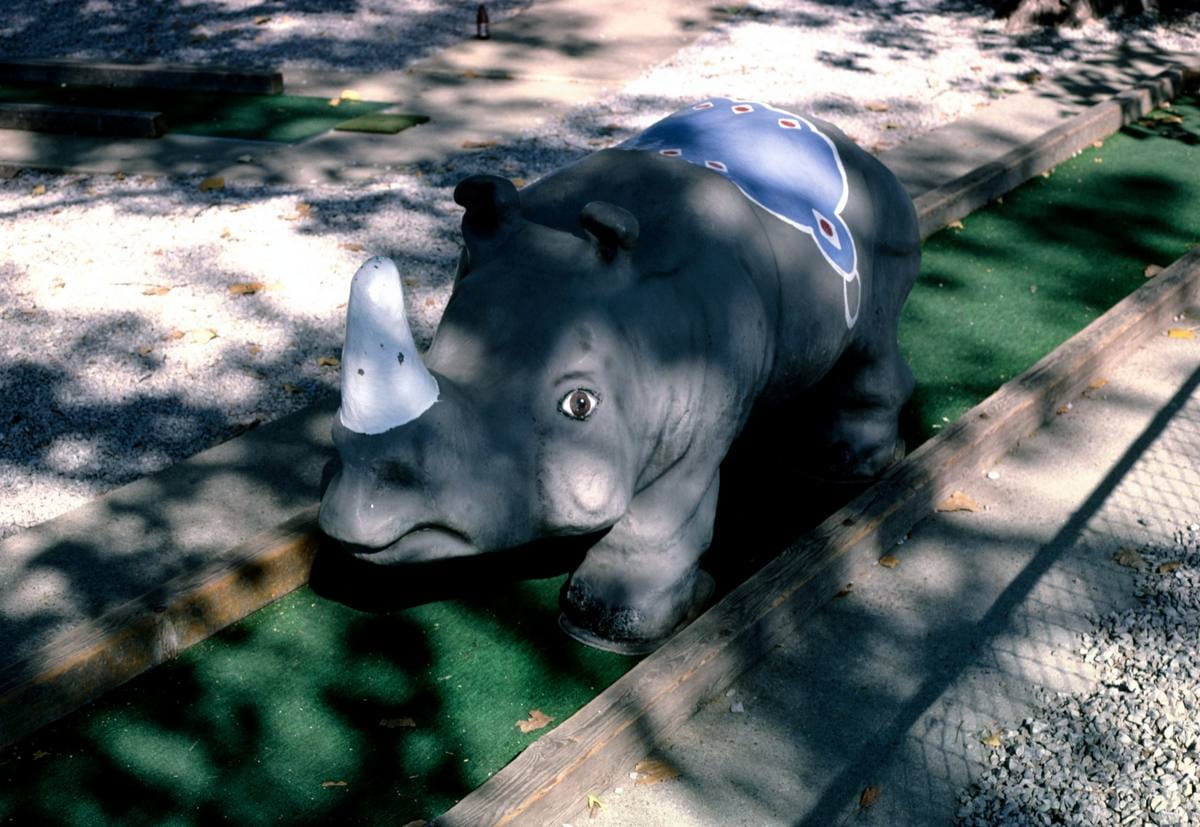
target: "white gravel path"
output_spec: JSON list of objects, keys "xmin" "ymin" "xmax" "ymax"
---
[{"xmin": 1, "ymin": 1, "xmax": 1198, "ymax": 539}]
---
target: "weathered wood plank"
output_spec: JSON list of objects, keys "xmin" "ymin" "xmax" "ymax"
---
[
  {"xmin": 0, "ymin": 507, "xmax": 319, "ymax": 748},
  {"xmin": 0, "ymin": 102, "xmax": 166, "ymax": 138},
  {"xmin": 437, "ymin": 256, "xmax": 1200, "ymax": 825},
  {"xmin": 0, "ymin": 59, "xmax": 283, "ymax": 95},
  {"xmin": 914, "ymin": 65, "xmax": 1193, "ymax": 240}
]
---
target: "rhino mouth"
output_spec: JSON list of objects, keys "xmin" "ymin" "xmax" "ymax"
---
[{"xmin": 344, "ymin": 523, "xmax": 477, "ymax": 564}]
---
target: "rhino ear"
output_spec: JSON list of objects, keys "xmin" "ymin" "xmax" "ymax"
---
[
  {"xmin": 580, "ymin": 201, "xmax": 639, "ymax": 263},
  {"xmin": 454, "ymin": 175, "xmax": 521, "ymax": 265}
]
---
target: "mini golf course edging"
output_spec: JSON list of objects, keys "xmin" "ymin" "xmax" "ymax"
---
[{"xmin": 1, "ymin": 65, "xmax": 1198, "ymax": 820}]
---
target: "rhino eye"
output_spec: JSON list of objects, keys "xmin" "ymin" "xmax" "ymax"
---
[{"xmin": 559, "ymin": 388, "xmax": 600, "ymax": 420}]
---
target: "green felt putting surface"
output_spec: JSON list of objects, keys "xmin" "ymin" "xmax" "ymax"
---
[
  {"xmin": 3, "ymin": 98, "xmax": 1200, "ymax": 825},
  {"xmin": 0, "ymin": 84, "xmax": 394, "ymax": 142}
]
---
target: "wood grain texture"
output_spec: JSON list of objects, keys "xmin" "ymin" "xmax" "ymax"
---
[
  {"xmin": 0, "ymin": 102, "xmax": 166, "ymax": 138},
  {"xmin": 438, "ymin": 213, "xmax": 1200, "ymax": 827},
  {"xmin": 0, "ymin": 59, "xmax": 284, "ymax": 95},
  {"xmin": 0, "ymin": 507, "xmax": 319, "ymax": 748}
]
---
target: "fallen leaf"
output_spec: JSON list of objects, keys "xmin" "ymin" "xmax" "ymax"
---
[
  {"xmin": 461, "ymin": 140, "xmax": 498, "ymax": 149},
  {"xmin": 198, "ymin": 176, "xmax": 225, "ymax": 192},
  {"xmin": 1144, "ymin": 264, "xmax": 1164, "ymax": 278},
  {"xmin": 340, "ymin": 89, "xmax": 362, "ymax": 101},
  {"xmin": 1091, "ymin": 140, "xmax": 1104, "ymax": 148},
  {"xmin": 511, "ymin": 177, "xmax": 526, "ymax": 188},
  {"xmin": 1087, "ymin": 377, "xmax": 1109, "ymax": 390},
  {"xmin": 1167, "ymin": 328, "xmax": 1196, "ymax": 340},
  {"xmin": 254, "ymin": 14, "xmax": 271, "ymax": 24},
  {"xmin": 112, "ymin": 171, "xmax": 126, "ymax": 181},
  {"xmin": 948, "ymin": 219, "xmax": 964, "ymax": 230},
  {"xmin": 634, "ymin": 758, "xmax": 680, "ymax": 785},
  {"xmin": 282, "ymin": 383, "xmax": 302, "ymax": 394},
  {"xmin": 834, "ymin": 583, "xmax": 854, "ymax": 598},
  {"xmin": 1158, "ymin": 561, "xmax": 1182, "ymax": 574},
  {"xmin": 878, "ymin": 554, "xmax": 900, "ymax": 568},
  {"xmin": 30, "ymin": 184, "xmax": 46, "ymax": 196},
  {"xmin": 1113, "ymin": 547, "xmax": 1146, "ymax": 570},
  {"xmin": 859, "ymin": 785, "xmax": 882, "ymax": 808},
  {"xmin": 403, "ymin": 278, "xmax": 420, "ymax": 288},
  {"xmin": 587, "ymin": 793, "xmax": 604, "ymax": 814},
  {"xmin": 167, "ymin": 329, "xmax": 186, "ymax": 341},
  {"xmin": 937, "ymin": 491, "xmax": 980, "ymax": 513},
  {"xmin": 142, "ymin": 285, "xmax": 171, "ymax": 296},
  {"xmin": 321, "ymin": 780, "xmax": 347, "ymax": 788},
  {"xmin": 379, "ymin": 717, "xmax": 416, "ymax": 729},
  {"xmin": 318, "ymin": 356, "xmax": 341, "ymax": 367},
  {"xmin": 1018, "ymin": 69, "xmax": 1043, "ymax": 84},
  {"xmin": 229, "ymin": 281, "xmax": 265, "ymax": 295},
  {"xmin": 864, "ymin": 100, "xmax": 890, "ymax": 112},
  {"xmin": 1056, "ymin": 402, "xmax": 1073, "ymax": 415},
  {"xmin": 981, "ymin": 731, "xmax": 1003, "ymax": 748},
  {"xmin": 285, "ymin": 202, "xmax": 313, "ymax": 221},
  {"xmin": 339, "ymin": 241, "xmax": 365, "ymax": 252},
  {"xmin": 186, "ymin": 328, "xmax": 218, "ymax": 343},
  {"xmin": 424, "ymin": 297, "xmax": 436, "ymax": 307},
  {"xmin": 247, "ymin": 343, "xmax": 262, "ymax": 355},
  {"xmin": 137, "ymin": 345, "xmax": 154, "ymax": 356},
  {"xmin": 517, "ymin": 709, "xmax": 554, "ymax": 733}
]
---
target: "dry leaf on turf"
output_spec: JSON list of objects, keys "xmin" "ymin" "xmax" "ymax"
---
[
  {"xmin": 30, "ymin": 184, "xmax": 46, "ymax": 196},
  {"xmin": 878, "ymin": 554, "xmax": 900, "ymax": 569},
  {"xmin": 339, "ymin": 241, "xmax": 364, "ymax": 252},
  {"xmin": 1087, "ymin": 377, "xmax": 1109, "ymax": 390},
  {"xmin": 1113, "ymin": 547, "xmax": 1146, "ymax": 570},
  {"xmin": 981, "ymin": 731, "xmax": 1003, "ymax": 748},
  {"xmin": 948, "ymin": 219, "xmax": 964, "ymax": 230},
  {"xmin": 859, "ymin": 785, "xmax": 882, "ymax": 808},
  {"xmin": 1167, "ymin": 328, "xmax": 1196, "ymax": 340},
  {"xmin": 137, "ymin": 345, "xmax": 153, "ymax": 356},
  {"xmin": 379, "ymin": 717, "xmax": 416, "ymax": 728},
  {"xmin": 340, "ymin": 89, "xmax": 362, "ymax": 101},
  {"xmin": 186, "ymin": 329, "xmax": 217, "ymax": 343},
  {"xmin": 229, "ymin": 281, "xmax": 265, "ymax": 295},
  {"xmin": 142, "ymin": 285, "xmax": 171, "ymax": 296},
  {"xmin": 1145, "ymin": 264, "xmax": 1164, "ymax": 279},
  {"xmin": 634, "ymin": 758, "xmax": 680, "ymax": 785},
  {"xmin": 321, "ymin": 780, "xmax": 347, "ymax": 788},
  {"xmin": 937, "ymin": 491, "xmax": 980, "ymax": 512},
  {"xmin": 864, "ymin": 101, "xmax": 889, "ymax": 112},
  {"xmin": 587, "ymin": 793, "xmax": 604, "ymax": 815},
  {"xmin": 198, "ymin": 176, "xmax": 225, "ymax": 192},
  {"xmin": 1056, "ymin": 402, "xmax": 1073, "ymax": 415},
  {"xmin": 516, "ymin": 709, "xmax": 554, "ymax": 733},
  {"xmin": 318, "ymin": 356, "xmax": 340, "ymax": 367},
  {"xmin": 834, "ymin": 583, "xmax": 854, "ymax": 598},
  {"xmin": 1159, "ymin": 561, "xmax": 1183, "ymax": 574},
  {"xmin": 254, "ymin": 14, "xmax": 271, "ymax": 24}
]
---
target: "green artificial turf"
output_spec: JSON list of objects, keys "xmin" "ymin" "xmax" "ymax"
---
[
  {"xmin": 0, "ymin": 84, "xmax": 397, "ymax": 142},
  {"xmin": 3, "ymin": 97, "xmax": 1200, "ymax": 826}
]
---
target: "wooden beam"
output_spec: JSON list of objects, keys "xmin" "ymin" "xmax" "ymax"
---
[
  {"xmin": 0, "ymin": 507, "xmax": 319, "ymax": 748},
  {"xmin": 437, "ymin": 241, "xmax": 1200, "ymax": 827},
  {"xmin": 0, "ymin": 59, "xmax": 283, "ymax": 96},
  {"xmin": 914, "ymin": 65, "xmax": 1194, "ymax": 239},
  {"xmin": 0, "ymin": 102, "xmax": 166, "ymax": 138}
]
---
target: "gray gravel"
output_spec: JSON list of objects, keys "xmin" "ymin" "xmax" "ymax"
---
[{"xmin": 959, "ymin": 522, "xmax": 1200, "ymax": 825}]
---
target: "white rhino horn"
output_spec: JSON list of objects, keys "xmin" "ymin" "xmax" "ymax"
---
[{"xmin": 338, "ymin": 256, "xmax": 439, "ymax": 434}]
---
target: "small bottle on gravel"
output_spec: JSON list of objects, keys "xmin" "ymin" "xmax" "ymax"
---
[{"xmin": 476, "ymin": 4, "xmax": 490, "ymax": 39}]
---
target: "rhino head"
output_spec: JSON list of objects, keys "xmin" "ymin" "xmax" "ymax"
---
[{"xmin": 318, "ymin": 176, "xmax": 651, "ymax": 567}]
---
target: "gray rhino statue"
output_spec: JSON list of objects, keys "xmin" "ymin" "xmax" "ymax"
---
[{"xmin": 318, "ymin": 98, "xmax": 920, "ymax": 653}]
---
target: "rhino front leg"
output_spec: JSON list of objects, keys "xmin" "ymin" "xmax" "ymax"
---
[{"xmin": 560, "ymin": 471, "xmax": 719, "ymax": 654}]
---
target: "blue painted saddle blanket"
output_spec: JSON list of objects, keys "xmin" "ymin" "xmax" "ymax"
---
[{"xmin": 619, "ymin": 98, "xmax": 861, "ymax": 326}]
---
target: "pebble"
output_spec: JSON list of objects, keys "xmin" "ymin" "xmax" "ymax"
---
[{"xmin": 959, "ymin": 523, "xmax": 1200, "ymax": 825}]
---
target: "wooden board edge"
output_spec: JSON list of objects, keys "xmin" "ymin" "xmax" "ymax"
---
[
  {"xmin": 0, "ymin": 506, "xmax": 320, "ymax": 749},
  {"xmin": 914, "ymin": 64, "xmax": 1196, "ymax": 240},
  {"xmin": 0, "ymin": 59, "xmax": 284, "ymax": 95},
  {"xmin": 0, "ymin": 102, "xmax": 166, "ymax": 138},
  {"xmin": 435, "ymin": 240, "xmax": 1200, "ymax": 823}
]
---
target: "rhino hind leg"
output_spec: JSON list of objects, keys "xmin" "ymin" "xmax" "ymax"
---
[{"xmin": 559, "ymin": 472, "xmax": 719, "ymax": 654}]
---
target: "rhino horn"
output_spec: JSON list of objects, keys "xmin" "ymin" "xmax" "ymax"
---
[{"xmin": 337, "ymin": 256, "xmax": 439, "ymax": 435}]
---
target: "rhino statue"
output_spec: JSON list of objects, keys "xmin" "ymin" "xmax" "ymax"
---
[{"xmin": 318, "ymin": 98, "xmax": 920, "ymax": 653}]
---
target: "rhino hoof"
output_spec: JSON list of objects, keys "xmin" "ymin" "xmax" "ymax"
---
[{"xmin": 558, "ymin": 571, "xmax": 715, "ymax": 655}]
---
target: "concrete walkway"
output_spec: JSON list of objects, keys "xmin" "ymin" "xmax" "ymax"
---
[{"xmin": 583, "ymin": 311, "xmax": 1200, "ymax": 825}]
